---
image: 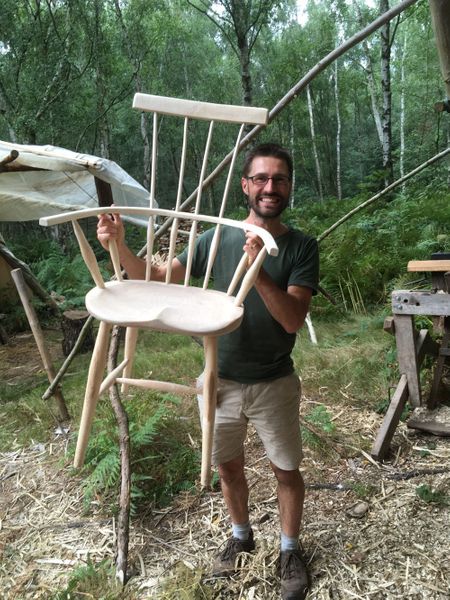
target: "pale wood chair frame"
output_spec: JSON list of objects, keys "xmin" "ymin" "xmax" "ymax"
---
[{"xmin": 40, "ymin": 94, "xmax": 277, "ymax": 487}]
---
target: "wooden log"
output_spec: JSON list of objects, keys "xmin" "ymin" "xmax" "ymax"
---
[
  {"xmin": 61, "ymin": 310, "xmax": 94, "ymax": 357},
  {"xmin": 371, "ymin": 326, "xmax": 433, "ymax": 460},
  {"xmin": 42, "ymin": 314, "xmax": 95, "ymax": 401},
  {"xmin": 407, "ymin": 417, "xmax": 450, "ymax": 437},
  {"xmin": 383, "ymin": 315, "xmax": 395, "ymax": 335},
  {"xmin": 0, "ymin": 243, "xmax": 59, "ymax": 313},
  {"xmin": 0, "ymin": 149, "xmax": 18, "ymax": 169},
  {"xmin": 107, "ymin": 325, "xmax": 131, "ymax": 585},
  {"xmin": 428, "ymin": 316, "xmax": 450, "ymax": 409},
  {"xmin": 11, "ymin": 268, "xmax": 70, "ymax": 421}
]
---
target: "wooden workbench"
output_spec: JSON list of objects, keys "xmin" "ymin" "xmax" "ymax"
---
[{"xmin": 371, "ymin": 259, "xmax": 450, "ymax": 460}]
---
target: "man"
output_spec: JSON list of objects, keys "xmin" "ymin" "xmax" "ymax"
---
[{"xmin": 97, "ymin": 143, "xmax": 319, "ymax": 600}]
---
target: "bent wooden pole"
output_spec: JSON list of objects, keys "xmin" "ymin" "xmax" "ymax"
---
[
  {"xmin": 11, "ymin": 268, "xmax": 70, "ymax": 421},
  {"xmin": 74, "ymin": 320, "xmax": 112, "ymax": 467},
  {"xmin": 317, "ymin": 146, "xmax": 450, "ymax": 243},
  {"xmin": 201, "ymin": 335, "xmax": 218, "ymax": 488}
]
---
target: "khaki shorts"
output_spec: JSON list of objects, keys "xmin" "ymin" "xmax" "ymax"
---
[{"xmin": 197, "ymin": 372, "xmax": 302, "ymax": 471}]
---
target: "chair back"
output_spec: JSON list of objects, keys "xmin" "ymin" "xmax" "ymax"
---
[{"xmin": 132, "ymin": 94, "xmax": 269, "ymax": 289}]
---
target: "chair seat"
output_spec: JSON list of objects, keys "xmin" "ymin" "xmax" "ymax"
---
[{"xmin": 85, "ymin": 280, "xmax": 244, "ymax": 336}]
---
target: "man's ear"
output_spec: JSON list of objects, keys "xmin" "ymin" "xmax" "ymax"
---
[{"xmin": 241, "ymin": 176, "xmax": 249, "ymax": 196}]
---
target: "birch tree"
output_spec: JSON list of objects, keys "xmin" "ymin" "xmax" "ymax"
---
[
  {"xmin": 380, "ymin": 0, "xmax": 394, "ymax": 186},
  {"xmin": 306, "ymin": 85, "xmax": 324, "ymax": 202},
  {"xmin": 186, "ymin": 0, "xmax": 281, "ymax": 107},
  {"xmin": 334, "ymin": 60, "xmax": 342, "ymax": 200}
]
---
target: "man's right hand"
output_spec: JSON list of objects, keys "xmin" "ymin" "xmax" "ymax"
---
[{"xmin": 97, "ymin": 211, "xmax": 125, "ymax": 252}]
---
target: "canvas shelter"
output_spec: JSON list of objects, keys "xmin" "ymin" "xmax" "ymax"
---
[
  {"xmin": 0, "ymin": 140, "xmax": 150, "ymax": 222},
  {"xmin": 0, "ymin": 141, "xmax": 151, "ymax": 308}
]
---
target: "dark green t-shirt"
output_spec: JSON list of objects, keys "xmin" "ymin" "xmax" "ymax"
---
[{"xmin": 177, "ymin": 225, "xmax": 319, "ymax": 384}]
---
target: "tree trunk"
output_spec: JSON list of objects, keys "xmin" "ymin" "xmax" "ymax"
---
[
  {"xmin": 61, "ymin": 310, "xmax": 94, "ymax": 357},
  {"xmin": 289, "ymin": 114, "xmax": 296, "ymax": 209},
  {"xmin": 306, "ymin": 85, "xmax": 323, "ymax": 202},
  {"xmin": 353, "ymin": 1, "xmax": 383, "ymax": 147},
  {"xmin": 400, "ymin": 32, "xmax": 407, "ymax": 192},
  {"xmin": 94, "ymin": 1, "xmax": 110, "ymax": 158},
  {"xmin": 380, "ymin": 0, "xmax": 393, "ymax": 186},
  {"xmin": 429, "ymin": 0, "xmax": 450, "ymax": 99},
  {"xmin": 334, "ymin": 61, "xmax": 342, "ymax": 200}
]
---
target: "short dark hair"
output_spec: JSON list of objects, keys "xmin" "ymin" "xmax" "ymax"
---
[{"xmin": 242, "ymin": 142, "xmax": 293, "ymax": 180}]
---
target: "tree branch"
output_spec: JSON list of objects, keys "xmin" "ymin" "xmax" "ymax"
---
[{"xmin": 107, "ymin": 325, "xmax": 131, "ymax": 585}]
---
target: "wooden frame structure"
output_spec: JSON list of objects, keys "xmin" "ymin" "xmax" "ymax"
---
[{"xmin": 371, "ymin": 259, "xmax": 450, "ymax": 460}]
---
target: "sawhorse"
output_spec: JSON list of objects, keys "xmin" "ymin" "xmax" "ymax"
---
[{"xmin": 371, "ymin": 259, "xmax": 450, "ymax": 460}]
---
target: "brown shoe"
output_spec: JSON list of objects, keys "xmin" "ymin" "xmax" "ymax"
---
[
  {"xmin": 212, "ymin": 530, "xmax": 255, "ymax": 577},
  {"xmin": 280, "ymin": 549, "xmax": 310, "ymax": 600}
]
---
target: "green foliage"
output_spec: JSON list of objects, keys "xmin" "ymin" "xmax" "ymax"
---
[
  {"xmin": 301, "ymin": 405, "xmax": 336, "ymax": 451},
  {"xmin": 50, "ymin": 558, "xmax": 137, "ymax": 600},
  {"xmin": 292, "ymin": 185, "xmax": 449, "ymax": 314},
  {"xmin": 415, "ymin": 484, "xmax": 449, "ymax": 507},
  {"xmin": 80, "ymin": 394, "xmax": 199, "ymax": 513},
  {"xmin": 350, "ymin": 482, "xmax": 376, "ymax": 500},
  {"xmin": 35, "ymin": 251, "xmax": 94, "ymax": 308},
  {"xmin": 305, "ymin": 405, "xmax": 335, "ymax": 433}
]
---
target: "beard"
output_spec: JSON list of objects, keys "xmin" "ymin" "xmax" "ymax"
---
[{"xmin": 247, "ymin": 192, "xmax": 289, "ymax": 219}]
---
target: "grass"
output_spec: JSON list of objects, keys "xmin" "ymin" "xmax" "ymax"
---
[{"xmin": 294, "ymin": 310, "xmax": 397, "ymax": 408}]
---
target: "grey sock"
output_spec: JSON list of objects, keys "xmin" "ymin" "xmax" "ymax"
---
[{"xmin": 232, "ymin": 521, "xmax": 251, "ymax": 541}]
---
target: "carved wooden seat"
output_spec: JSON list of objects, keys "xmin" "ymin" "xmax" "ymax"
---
[{"xmin": 40, "ymin": 94, "xmax": 275, "ymax": 487}]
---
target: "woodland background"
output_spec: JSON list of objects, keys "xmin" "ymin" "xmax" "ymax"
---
[
  {"xmin": 0, "ymin": 2, "xmax": 449, "ymax": 598},
  {"xmin": 0, "ymin": 0, "xmax": 449, "ymax": 315}
]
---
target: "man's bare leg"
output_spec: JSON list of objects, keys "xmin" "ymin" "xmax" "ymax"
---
[
  {"xmin": 270, "ymin": 463, "xmax": 304, "ymax": 537},
  {"xmin": 271, "ymin": 463, "xmax": 309, "ymax": 600},
  {"xmin": 218, "ymin": 453, "xmax": 249, "ymax": 525},
  {"xmin": 212, "ymin": 453, "xmax": 254, "ymax": 576}
]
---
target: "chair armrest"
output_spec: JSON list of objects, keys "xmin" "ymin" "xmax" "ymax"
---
[{"xmin": 39, "ymin": 206, "xmax": 279, "ymax": 256}]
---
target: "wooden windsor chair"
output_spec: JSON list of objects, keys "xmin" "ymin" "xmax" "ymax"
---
[{"xmin": 40, "ymin": 93, "xmax": 277, "ymax": 487}]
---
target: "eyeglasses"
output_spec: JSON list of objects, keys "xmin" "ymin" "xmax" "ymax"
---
[{"xmin": 246, "ymin": 174, "xmax": 291, "ymax": 186}]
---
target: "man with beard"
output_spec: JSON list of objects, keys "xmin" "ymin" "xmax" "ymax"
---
[{"xmin": 97, "ymin": 143, "xmax": 319, "ymax": 600}]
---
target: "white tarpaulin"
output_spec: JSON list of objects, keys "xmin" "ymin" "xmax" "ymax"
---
[{"xmin": 0, "ymin": 140, "xmax": 150, "ymax": 222}]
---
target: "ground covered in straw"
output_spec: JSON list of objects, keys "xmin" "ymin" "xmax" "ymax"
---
[{"xmin": 1, "ymin": 335, "xmax": 450, "ymax": 599}]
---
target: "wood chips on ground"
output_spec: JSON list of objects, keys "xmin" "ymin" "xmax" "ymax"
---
[{"xmin": 1, "ymin": 394, "xmax": 449, "ymax": 599}]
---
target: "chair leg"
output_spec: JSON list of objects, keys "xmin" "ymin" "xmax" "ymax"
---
[
  {"xmin": 121, "ymin": 327, "xmax": 139, "ymax": 395},
  {"xmin": 74, "ymin": 321, "xmax": 112, "ymax": 468},
  {"xmin": 201, "ymin": 335, "xmax": 218, "ymax": 488}
]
